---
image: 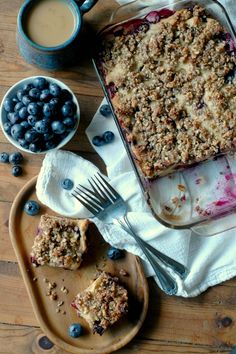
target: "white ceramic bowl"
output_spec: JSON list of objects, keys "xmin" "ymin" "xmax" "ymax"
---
[{"xmin": 0, "ymin": 76, "xmax": 80, "ymax": 154}]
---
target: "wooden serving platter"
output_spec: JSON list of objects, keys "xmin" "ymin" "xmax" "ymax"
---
[{"xmin": 9, "ymin": 176, "xmax": 149, "ymax": 354}]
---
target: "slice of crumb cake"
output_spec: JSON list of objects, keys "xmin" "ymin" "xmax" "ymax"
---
[
  {"xmin": 71, "ymin": 272, "xmax": 128, "ymax": 335},
  {"xmin": 30, "ymin": 214, "xmax": 89, "ymax": 270}
]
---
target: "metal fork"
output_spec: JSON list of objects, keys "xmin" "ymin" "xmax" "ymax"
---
[{"xmin": 72, "ymin": 173, "xmax": 188, "ymax": 295}]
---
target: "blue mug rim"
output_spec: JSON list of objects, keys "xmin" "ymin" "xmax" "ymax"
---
[{"xmin": 17, "ymin": 0, "xmax": 82, "ymax": 52}]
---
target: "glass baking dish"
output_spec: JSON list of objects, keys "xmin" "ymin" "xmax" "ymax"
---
[{"xmin": 92, "ymin": 0, "xmax": 236, "ymax": 236}]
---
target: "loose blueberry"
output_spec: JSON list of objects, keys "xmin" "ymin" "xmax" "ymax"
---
[
  {"xmin": 11, "ymin": 124, "xmax": 25, "ymax": 140},
  {"xmin": 0, "ymin": 152, "xmax": 9, "ymax": 163},
  {"xmin": 51, "ymin": 121, "xmax": 66, "ymax": 134},
  {"xmin": 103, "ymin": 131, "xmax": 115, "ymax": 143},
  {"xmin": 61, "ymin": 104, "xmax": 74, "ymax": 117},
  {"xmin": 63, "ymin": 117, "xmax": 75, "ymax": 130},
  {"xmin": 61, "ymin": 89, "xmax": 72, "ymax": 101},
  {"xmin": 43, "ymin": 103, "xmax": 54, "ymax": 117},
  {"xmin": 40, "ymin": 89, "xmax": 51, "ymax": 102},
  {"xmin": 27, "ymin": 102, "xmax": 39, "ymax": 116},
  {"xmin": 8, "ymin": 112, "xmax": 20, "ymax": 125},
  {"xmin": 3, "ymin": 122, "xmax": 12, "ymax": 135},
  {"xmin": 14, "ymin": 102, "xmax": 24, "ymax": 112},
  {"xmin": 20, "ymin": 121, "xmax": 30, "ymax": 129},
  {"xmin": 23, "ymin": 83, "xmax": 34, "ymax": 92},
  {"xmin": 33, "ymin": 77, "xmax": 47, "ymax": 90},
  {"xmin": 12, "ymin": 165, "xmax": 22, "ymax": 177},
  {"xmin": 9, "ymin": 152, "xmax": 23, "ymax": 164},
  {"xmin": 68, "ymin": 323, "xmax": 83, "ymax": 338},
  {"xmin": 61, "ymin": 178, "xmax": 74, "ymax": 190},
  {"xmin": 3, "ymin": 98, "xmax": 15, "ymax": 112},
  {"xmin": 49, "ymin": 83, "xmax": 61, "ymax": 97},
  {"xmin": 35, "ymin": 119, "xmax": 50, "ymax": 134},
  {"xmin": 22, "ymin": 95, "xmax": 32, "ymax": 106},
  {"xmin": 29, "ymin": 88, "xmax": 41, "ymax": 100},
  {"xmin": 19, "ymin": 107, "xmax": 28, "ymax": 119},
  {"xmin": 107, "ymin": 247, "xmax": 124, "ymax": 260},
  {"xmin": 25, "ymin": 129, "xmax": 40, "ymax": 143},
  {"xmin": 92, "ymin": 135, "xmax": 105, "ymax": 147},
  {"xmin": 99, "ymin": 104, "xmax": 111, "ymax": 117},
  {"xmin": 24, "ymin": 200, "xmax": 40, "ymax": 216}
]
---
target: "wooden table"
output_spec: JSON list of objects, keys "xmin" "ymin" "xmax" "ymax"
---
[{"xmin": 0, "ymin": 1, "xmax": 236, "ymax": 353}]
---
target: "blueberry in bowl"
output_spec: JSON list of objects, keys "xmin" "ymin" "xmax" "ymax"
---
[{"xmin": 0, "ymin": 76, "xmax": 80, "ymax": 154}]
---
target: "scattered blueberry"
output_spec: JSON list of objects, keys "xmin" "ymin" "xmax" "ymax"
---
[
  {"xmin": 0, "ymin": 152, "xmax": 9, "ymax": 163},
  {"xmin": 33, "ymin": 77, "xmax": 47, "ymax": 90},
  {"xmin": 3, "ymin": 122, "xmax": 12, "ymax": 135},
  {"xmin": 24, "ymin": 200, "xmax": 40, "ymax": 216},
  {"xmin": 29, "ymin": 88, "xmax": 41, "ymax": 100},
  {"xmin": 103, "ymin": 131, "xmax": 115, "ymax": 143},
  {"xmin": 92, "ymin": 135, "xmax": 105, "ymax": 147},
  {"xmin": 107, "ymin": 247, "xmax": 124, "ymax": 260},
  {"xmin": 40, "ymin": 89, "xmax": 51, "ymax": 102},
  {"xmin": 12, "ymin": 165, "xmax": 22, "ymax": 177},
  {"xmin": 68, "ymin": 323, "xmax": 83, "ymax": 338},
  {"xmin": 61, "ymin": 103, "xmax": 74, "ymax": 117},
  {"xmin": 9, "ymin": 152, "xmax": 23, "ymax": 164},
  {"xmin": 61, "ymin": 178, "xmax": 74, "ymax": 190},
  {"xmin": 22, "ymin": 95, "xmax": 32, "ymax": 106},
  {"xmin": 19, "ymin": 107, "xmax": 28, "ymax": 119},
  {"xmin": 49, "ymin": 83, "xmax": 61, "ymax": 97},
  {"xmin": 27, "ymin": 102, "xmax": 40, "ymax": 116},
  {"xmin": 51, "ymin": 121, "xmax": 66, "ymax": 134},
  {"xmin": 11, "ymin": 124, "xmax": 25, "ymax": 140},
  {"xmin": 14, "ymin": 102, "xmax": 24, "ymax": 112},
  {"xmin": 25, "ymin": 129, "xmax": 40, "ymax": 143},
  {"xmin": 99, "ymin": 104, "xmax": 111, "ymax": 117}
]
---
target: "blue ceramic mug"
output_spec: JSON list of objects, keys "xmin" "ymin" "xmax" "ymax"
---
[{"xmin": 17, "ymin": 0, "xmax": 98, "ymax": 70}]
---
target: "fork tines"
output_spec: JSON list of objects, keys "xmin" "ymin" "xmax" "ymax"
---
[{"xmin": 72, "ymin": 173, "xmax": 119, "ymax": 214}]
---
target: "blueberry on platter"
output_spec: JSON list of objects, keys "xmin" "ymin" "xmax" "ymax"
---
[
  {"xmin": 0, "ymin": 152, "xmax": 9, "ymax": 163},
  {"xmin": 68, "ymin": 323, "xmax": 83, "ymax": 338},
  {"xmin": 24, "ymin": 200, "xmax": 40, "ymax": 216},
  {"xmin": 9, "ymin": 152, "xmax": 23, "ymax": 164},
  {"xmin": 12, "ymin": 165, "xmax": 23, "ymax": 177},
  {"xmin": 107, "ymin": 247, "xmax": 124, "ymax": 260},
  {"xmin": 61, "ymin": 178, "xmax": 74, "ymax": 190},
  {"xmin": 99, "ymin": 104, "xmax": 111, "ymax": 117}
]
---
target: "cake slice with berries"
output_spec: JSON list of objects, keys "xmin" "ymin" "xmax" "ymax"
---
[
  {"xmin": 71, "ymin": 272, "xmax": 128, "ymax": 335},
  {"xmin": 30, "ymin": 214, "xmax": 89, "ymax": 270}
]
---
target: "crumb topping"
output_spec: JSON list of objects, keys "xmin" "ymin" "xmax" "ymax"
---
[
  {"xmin": 31, "ymin": 214, "xmax": 89, "ymax": 270},
  {"xmin": 72, "ymin": 272, "xmax": 128, "ymax": 335},
  {"xmin": 100, "ymin": 5, "xmax": 236, "ymax": 178}
]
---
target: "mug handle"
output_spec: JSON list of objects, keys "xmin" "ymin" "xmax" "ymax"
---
[{"xmin": 79, "ymin": 0, "xmax": 99, "ymax": 14}]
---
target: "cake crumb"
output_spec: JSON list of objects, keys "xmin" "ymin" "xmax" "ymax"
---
[
  {"xmin": 119, "ymin": 269, "xmax": 129, "ymax": 276},
  {"xmin": 177, "ymin": 184, "xmax": 186, "ymax": 192},
  {"xmin": 57, "ymin": 301, "xmax": 64, "ymax": 307},
  {"xmin": 60, "ymin": 286, "xmax": 69, "ymax": 294},
  {"xmin": 32, "ymin": 277, "xmax": 37, "ymax": 282},
  {"xmin": 49, "ymin": 292, "xmax": 58, "ymax": 301},
  {"xmin": 43, "ymin": 278, "xmax": 49, "ymax": 283},
  {"xmin": 56, "ymin": 308, "xmax": 61, "ymax": 313}
]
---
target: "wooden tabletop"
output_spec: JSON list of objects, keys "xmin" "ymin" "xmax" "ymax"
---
[{"xmin": 0, "ymin": 1, "xmax": 236, "ymax": 353}]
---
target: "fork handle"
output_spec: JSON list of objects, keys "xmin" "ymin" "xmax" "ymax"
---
[
  {"xmin": 124, "ymin": 216, "xmax": 188, "ymax": 280},
  {"xmin": 116, "ymin": 219, "xmax": 178, "ymax": 296}
]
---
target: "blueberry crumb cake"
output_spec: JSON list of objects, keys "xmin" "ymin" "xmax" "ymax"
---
[
  {"xmin": 99, "ymin": 5, "xmax": 236, "ymax": 178},
  {"xmin": 30, "ymin": 214, "xmax": 89, "ymax": 270},
  {"xmin": 71, "ymin": 272, "xmax": 128, "ymax": 335}
]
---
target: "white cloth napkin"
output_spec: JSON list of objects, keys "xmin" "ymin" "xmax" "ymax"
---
[{"xmin": 36, "ymin": 0, "xmax": 236, "ymax": 297}]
